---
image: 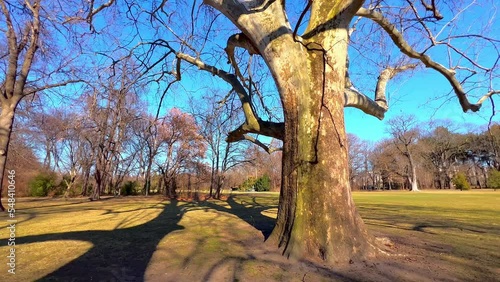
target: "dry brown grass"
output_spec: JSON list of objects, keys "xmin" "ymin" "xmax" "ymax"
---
[{"xmin": 0, "ymin": 191, "xmax": 498, "ymax": 281}]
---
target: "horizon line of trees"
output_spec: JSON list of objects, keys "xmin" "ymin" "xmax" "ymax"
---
[
  {"xmin": 3, "ymin": 80, "xmax": 283, "ymax": 198},
  {"xmin": 349, "ymin": 117, "xmax": 499, "ymax": 191},
  {"xmin": 4, "ymin": 102, "xmax": 498, "ymax": 199}
]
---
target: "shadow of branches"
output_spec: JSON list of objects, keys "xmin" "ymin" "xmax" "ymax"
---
[
  {"xmin": 199, "ymin": 195, "xmax": 277, "ymax": 239},
  {"xmin": 16, "ymin": 199, "xmax": 186, "ymax": 282}
]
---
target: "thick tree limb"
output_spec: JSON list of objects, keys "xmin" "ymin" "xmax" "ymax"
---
[
  {"xmin": 1, "ymin": 0, "xmax": 20, "ymax": 100},
  {"xmin": 420, "ymin": 0, "xmax": 443, "ymax": 20},
  {"xmin": 305, "ymin": 0, "xmax": 364, "ymax": 36},
  {"xmin": 345, "ymin": 64, "xmax": 417, "ymax": 119},
  {"xmin": 15, "ymin": 0, "xmax": 41, "ymax": 96},
  {"xmin": 225, "ymin": 33, "xmax": 260, "ymax": 84},
  {"xmin": 356, "ymin": 7, "xmax": 498, "ymax": 113},
  {"xmin": 175, "ymin": 52, "xmax": 284, "ymax": 141},
  {"xmin": 477, "ymin": 90, "xmax": 500, "ymax": 105},
  {"xmin": 227, "ymin": 119, "xmax": 285, "ymax": 142},
  {"xmin": 226, "ymin": 33, "xmax": 260, "ymax": 58},
  {"xmin": 344, "ymin": 87, "xmax": 387, "ymax": 120}
]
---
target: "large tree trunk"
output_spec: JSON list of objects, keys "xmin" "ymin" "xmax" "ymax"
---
[
  {"xmin": 92, "ymin": 169, "xmax": 103, "ymax": 200},
  {"xmin": 207, "ymin": 0, "xmax": 376, "ymax": 264},
  {"xmin": 81, "ymin": 166, "xmax": 91, "ymax": 196},
  {"xmin": 262, "ymin": 8, "xmax": 375, "ymax": 264},
  {"xmin": 268, "ymin": 47, "xmax": 376, "ymax": 264},
  {"xmin": 164, "ymin": 176, "xmax": 177, "ymax": 199},
  {"xmin": 0, "ymin": 105, "xmax": 17, "ymax": 211}
]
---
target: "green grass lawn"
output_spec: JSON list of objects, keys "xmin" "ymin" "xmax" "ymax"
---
[
  {"xmin": 354, "ymin": 191, "xmax": 500, "ymax": 280},
  {"xmin": 0, "ymin": 191, "xmax": 498, "ymax": 281}
]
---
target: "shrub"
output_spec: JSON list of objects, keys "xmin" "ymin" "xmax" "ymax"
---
[
  {"xmin": 452, "ymin": 172, "xmax": 470, "ymax": 190},
  {"xmin": 29, "ymin": 172, "xmax": 57, "ymax": 197},
  {"xmin": 239, "ymin": 177, "xmax": 256, "ymax": 192},
  {"xmin": 487, "ymin": 170, "xmax": 500, "ymax": 190},
  {"xmin": 254, "ymin": 174, "xmax": 271, "ymax": 192},
  {"xmin": 121, "ymin": 181, "xmax": 140, "ymax": 196},
  {"xmin": 59, "ymin": 175, "xmax": 82, "ymax": 197}
]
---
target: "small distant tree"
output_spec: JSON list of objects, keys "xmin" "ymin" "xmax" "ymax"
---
[
  {"xmin": 121, "ymin": 181, "xmax": 140, "ymax": 196},
  {"xmin": 190, "ymin": 94, "xmax": 248, "ymax": 199},
  {"xmin": 29, "ymin": 172, "xmax": 57, "ymax": 197},
  {"xmin": 239, "ymin": 177, "xmax": 257, "ymax": 192},
  {"xmin": 254, "ymin": 175, "xmax": 271, "ymax": 192},
  {"xmin": 387, "ymin": 115, "xmax": 421, "ymax": 191},
  {"xmin": 452, "ymin": 172, "xmax": 470, "ymax": 191},
  {"xmin": 158, "ymin": 108, "xmax": 206, "ymax": 198}
]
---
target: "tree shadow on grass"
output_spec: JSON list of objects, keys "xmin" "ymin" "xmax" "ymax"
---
[
  {"xmin": 17, "ymin": 199, "xmax": 186, "ymax": 282},
  {"xmin": 200, "ymin": 195, "xmax": 277, "ymax": 239}
]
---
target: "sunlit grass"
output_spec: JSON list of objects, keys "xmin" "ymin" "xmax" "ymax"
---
[
  {"xmin": 0, "ymin": 191, "xmax": 498, "ymax": 281},
  {"xmin": 353, "ymin": 190, "xmax": 500, "ymax": 279}
]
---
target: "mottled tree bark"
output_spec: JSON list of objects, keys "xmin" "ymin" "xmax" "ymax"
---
[
  {"xmin": 205, "ymin": 0, "xmax": 376, "ymax": 264},
  {"xmin": 267, "ymin": 27, "xmax": 376, "ymax": 264}
]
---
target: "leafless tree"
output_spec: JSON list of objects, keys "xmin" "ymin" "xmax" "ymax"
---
[
  {"xmin": 131, "ymin": 114, "xmax": 163, "ymax": 196},
  {"xmin": 420, "ymin": 122, "xmax": 462, "ymax": 189},
  {"xmin": 387, "ymin": 115, "xmax": 421, "ymax": 191},
  {"xmin": 157, "ymin": 108, "xmax": 206, "ymax": 198},
  {"xmin": 348, "ymin": 134, "xmax": 375, "ymax": 190},
  {"xmin": 190, "ymin": 93, "xmax": 250, "ymax": 198},
  {"xmin": 0, "ymin": 0, "xmax": 83, "ymax": 210},
  {"xmin": 83, "ymin": 63, "xmax": 142, "ymax": 200}
]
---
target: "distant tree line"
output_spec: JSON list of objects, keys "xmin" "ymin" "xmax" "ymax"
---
[
  {"xmin": 5, "ymin": 76, "xmax": 282, "ymax": 199},
  {"xmin": 349, "ymin": 116, "xmax": 499, "ymax": 190}
]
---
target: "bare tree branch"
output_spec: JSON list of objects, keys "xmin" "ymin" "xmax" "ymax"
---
[
  {"xmin": 227, "ymin": 119, "xmax": 284, "ymax": 142},
  {"xmin": 420, "ymin": 0, "xmax": 443, "ymax": 20},
  {"xmin": 25, "ymin": 79, "xmax": 84, "ymax": 96},
  {"xmin": 225, "ymin": 33, "xmax": 260, "ymax": 84},
  {"xmin": 356, "ymin": 7, "xmax": 499, "ymax": 113},
  {"xmin": 87, "ymin": 0, "xmax": 116, "ymax": 25},
  {"xmin": 344, "ymin": 87, "xmax": 387, "ymax": 120},
  {"xmin": 233, "ymin": 133, "xmax": 282, "ymax": 154},
  {"xmin": 175, "ymin": 51, "xmax": 284, "ymax": 141},
  {"xmin": 345, "ymin": 64, "xmax": 417, "ymax": 119}
]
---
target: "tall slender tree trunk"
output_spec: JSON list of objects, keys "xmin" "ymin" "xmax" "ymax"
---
[
  {"xmin": 408, "ymin": 154, "xmax": 419, "ymax": 191},
  {"xmin": 81, "ymin": 167, "xmax": 91, "ymax": 196},
  {"xmin": 209, "ymin": 161, "xmax": 215, "ymax": 198},
  {"xmin": 92, "ymin": 168, "xmax": 103, "ymax": 200},
  {"xmin": 144, "ymin": 163, "xmax": 152, "ymax": 196}
]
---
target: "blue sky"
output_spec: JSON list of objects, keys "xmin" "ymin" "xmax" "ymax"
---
[
  {"xmin": 345, "ymin": 68, "xmax": 498, "ymax": 142},
  {"xmin": 40, "ymin": 1, "xmax": 498, "ymax": 145}
]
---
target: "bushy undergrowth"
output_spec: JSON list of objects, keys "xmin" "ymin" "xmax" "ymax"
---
[
  {"xmin": 452, "ymin": 172, "xmax": 470, "ymax": 190},
  {"xmin": 487, "ymin": 170, "xmax": 500, "ymax": 190},
  {"xmin": 239, "ymin": 175, "xmax": 271, "ymax": 192},
  {"xmin": 29, "ymin": 172, "xmax": 57, "ymax": 197},
  {"xmin": 121, "ymin": 181, "xmax": 140, "ymax": 196},
  {"xmin": 254, "ymin": 174, "xmax": 271, "ymax": 192}
]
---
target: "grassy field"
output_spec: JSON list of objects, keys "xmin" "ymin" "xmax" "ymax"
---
[
  {"xmin": 354, "ymin": 191, "xmax": 499, "ymax": 280},
  {"xmin": 0, "ymin": 191, "xmax": 498, "ymax": 281}
]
